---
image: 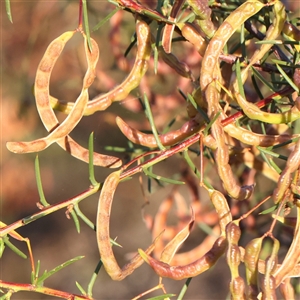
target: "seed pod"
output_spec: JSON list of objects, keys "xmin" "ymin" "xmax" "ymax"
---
[
  {"xmin": 274, "ymin": 204, "xmax": 300, "ymax": 286},
  {"xmin": 273, "ymin": 138, "xmax": 300, "ymax": 203},
  {"xmin": 6, "ymin": 31, "xmax": 121, "ymax": 167},
  {"xmin": 51, "ymin": 19, "xmax": 152, "ymax": 115},
  {"xmin": 97, "ymin": 171, "xmax": 159, "ymax": 280},
  {"xmin": 244, "ymin": 237, "xmax": 264, "ymax": 299},
  {"xmin": 116, "ymin": 116, "xmax": 201, "ymax": 147},
  {"xmin": 230, "ymin": 276, "xmax": 246, "ymax": 300},
  {"xmin": 185, "ymin": 0, "xmax": 216, "ymax": 38},
  {"xmin": 279, "ymin": 278, "xmax": 295, "ymax": 300},
  {"xmin": 177, "ymin": 22, "xmax": 207, "ymax": 56},
  {"xmin": 199, "ymin": 0, "xmax": 265, "ymax": 200},
  {"xmin": 209, "ymin": 190, "xmax": 232, "ymax": 235},
  {"xmin": 139, "ymin": 236, "xmax": 227, "ymax": 280},
  {"xmin": 160, "ymin": 211, "xmax": 195, "ymax": 264},
  {"xmin": 261, "ymin": 238, "xmax": 280, "ymax": 298},
  {"xmin": 261, "ymin": 275, "xmax": 277, "ymax": 300}
]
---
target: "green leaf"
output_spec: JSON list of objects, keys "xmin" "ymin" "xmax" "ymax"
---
[
  {"xmin": 92, "ymin": 8, "xmax": 119, "ymax": 32},
  {"xmin": 251, "ymin": 67, "xmax": 276, "ymax": 92},
  {"xmin": 74, "ymin": 204, "xmax": 95, "ymax": 231},
  {"xmin": 35, "ymin": 156, "xmax": 50, "ymax": 207},
  {"xmin": 276, "ymin": 63, "xmax": 299, "ymax": 93},
  {"xmin": 257, "ymin": 146, "xmax": 288, "ymax": 161},
  {"xmin": 36, "ymin": 256, "xmax": 84, "ymax": 286},
  {"xmin": 70, "ymin": 209, "xmax": 80, "ymax": 233},
  {"xmin": 3, "ymin": 236, "xmax": 27, "ymax": 259},
  {"xmin": 143, "ymin": 168, "xmax": 185, "ymax": 185},
  {"xmin": 0, "ymin": 293, "xmax": 11, "ymax": 300},
  {"xmin": 0, "ymin": 239, "xmax": 5, "ymax": 258},
  {"xmin": 235, "ymin": 58, "xmax": 245, "ymax": 99},
  {"xmin": 88, "ymin": 132, "xmax": 98, "ymax": 186},
  {"xmin": 5, "ymin": 0, "xmax": 13, "ymax": 23},
  {"xmin": 82, "ymin": 0, "xmax": 92, "ymax": 52},
  {"xmin": 187, "ymin": 93, "xmax": 210, "ymax": 123},
  {"xmin": 75, "ymin": 281, "xmax": 87, "ymax": 296},
  {"xmin": 203, "ymin": 110, "xmax": 221, "ymax": 137},
  {"xmin": 144, "ymin": 93, "xmax": 166, "ymax": 151},
  {"xmin": 146, "ymin": 294, "xmax": 176, "ymax": 300},
  {"xmin": 259, "ymin": 205, "xmax": 279, "ymax": 215}
]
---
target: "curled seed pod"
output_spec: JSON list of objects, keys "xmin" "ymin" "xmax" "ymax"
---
[
  {"xmin": 116, "ymin": 116, "xmax": 202, "ymax": 147},
  {"xmin": 171, "ymin": 225, "xmax": 220, "ymax": 265},
  {"xmin": 6, "ymin": 31, "xmax": 121, "ymax": 167},
  {"xmin": 50, "ymin": 19, "xmax": 152, "ymax": 115},
  {"xmin": 117, "ymin": 110, "xmax": 297, "ymax": 150},
  {"xmin": 218, "ymin": 163, "xmax": 254, "ymax": 200},
  {"xmin": 97, "ymin": 171, "xmax": 159, "ymax": 280},
  {"xmin": 139, "ymin": 236, "xmax": 227, "ymax": 280},
  {"xmin": 224, "ymin": 124, "xmax": 298, "ymax": 147},
  {"xmin": 200, "ymin": 0, "xmax": 265, "ymax": 89},
  {"xmin": 200, "ymin": 0, "xmax": 265, "ymax": 200},
  {"xmin": 244, "ymin": 237, "xmax": 264, "ymax": 299},
  {"xmin": 209, "ymin": 190, "xmax": 232, "ymax": 235}
]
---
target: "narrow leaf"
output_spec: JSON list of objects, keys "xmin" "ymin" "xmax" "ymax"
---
[
  {"xmin": 75, "ymin": 281, "xmax": 87, "ymax": 295},
  {"xmin": 144, "ymin": 93, "xmax": 166, "ymax": 151},
  {"xmin": 70, "ymin": 209, "xmax": 80, "ymax": 233},
  {"xmin": 276, "ymin": 63, "xmax": 299, "ymax": 93},
  {"xmin": 92, "ymin": 8, "xmax": 119, "ymax": 32},
  {"xmin": 146, "ymin": 294, "xmax": 176, "ymax": 300},
  {"xmin": 35, "ymin": 156, "xmax": 50, "ymax": 207},
  {"xmin": 82, "ymin": 0, "xmax": 92, "ymax": 52},
  {"xmin": 143, "ymin": 168, "xmax": 185, "ymax": 185},
  {"xmin": 36, "ymin": 256, "xmax": 84, "ymax": 286},
  {"xmin": 5, "ymin": 0, "xmax": 13, "ymax": 23},
  {"xmin": 3, "ymin": 236, "xmax": 27, "ymax": 259},
  {"xmin": 88, "ymin": 132, "xmax": 98, "ymax": 186}
]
